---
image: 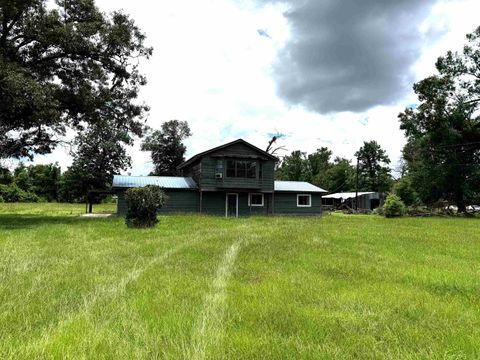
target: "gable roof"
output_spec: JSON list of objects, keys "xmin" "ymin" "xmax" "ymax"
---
[
  {"xmin": 178, "ymin": 139, "xmax": 278, "ymax": 170},
  {"xmin": 112, "ymin": 175, "xmax": 198, "ymax": 189},
  {"xmin": 274, "ymin": 181, "xmax": 327, "ymax": 193}
]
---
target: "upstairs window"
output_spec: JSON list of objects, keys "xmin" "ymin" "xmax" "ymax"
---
[
  {"xmin": 215, "ymin": 160, "xmax": 224, "ymax": 174},
  {"xmin": 226, "ymin": 160, "xmax": 257, "ymax": 178},
  {"xmin": 226, "ymin": 160, "xmax": 236, "ymax": 177},
  {"xmin": 297, "ymin": 194, "xmax": 311, "ymax": 207},
  {"xmin": 247, "ymin": 162, "xmax": 256, "ymax": 178}
]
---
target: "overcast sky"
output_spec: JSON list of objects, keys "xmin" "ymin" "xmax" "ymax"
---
[{"xmin": 33, "ymin": 0, "xmax": 480, "ymax": 176}]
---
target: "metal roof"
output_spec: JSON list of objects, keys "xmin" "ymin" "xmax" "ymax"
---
[
  {"xmin": 274, "ymin": 181, "xmax": 327, "ymax": 193},
  {"xmin": 323, "ymin": 192, "xmax": 376, "ymax": 199},
  {"xmin": 112, "ymin": 175, "xmax": 198, "ymax": 189}
]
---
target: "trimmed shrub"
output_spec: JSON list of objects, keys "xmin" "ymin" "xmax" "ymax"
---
[
  {"xmin": 125, "ymin": 185, "xmax": 166, "ymax": 228},
  {"xmin": 383, "ymin": 194, "xmax": 406, "ymax": 218},
  {"xmin": 0, "ymin": 195, "xmax": 4, "ymax": 203}
]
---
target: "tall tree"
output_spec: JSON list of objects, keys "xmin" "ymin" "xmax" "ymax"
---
[
  {"xmin": 323, "ymin": 157, "xmax": 355, "ymax": 193},
  {"xmin": 305, "ymin": 147, "xmax": 332, "ymax": 185},
  {"xmin": 275, "ymin": 150, "xmax": 307, "ymax": 181},
  {"xmin": 0, "ymin": 0, "xmax": 151, "ymax": 159},
  {"xmin": 12, "ymin": 162, "xmax": 32, "ymax": 192},
  {"xmin": 60, "ymin": 122, "xmax": 132, "ymax": 204},
  {"xmin": 0, "ymin": 167, "xmax": 12, "ymax": 185},
  {"xmin": 399, "ymin": 27, "xmax": 480, "ymax": 211},
  {"xmin": 355, "ymin": 141, "xmax": 392, "ymax": 192},
  {"xmin": 27, "ymin": 163, "xmax": 61, "ymax": 201},
  {"xmin": 141, "ymin": 120, "xmax": 192, "ymax": 176}
]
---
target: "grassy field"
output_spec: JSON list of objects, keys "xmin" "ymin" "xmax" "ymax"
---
[{"xmin": 0, "ymin": 203, "xmax": 479, "ymax": 359}]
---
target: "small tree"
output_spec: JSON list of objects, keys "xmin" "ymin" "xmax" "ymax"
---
[
  {"xmin": 383, "ymin": 194, "xmax": 406, "ymax": 218},
  {"xmin": 393, "ymin": 176, "xmax": 419, "ymax": 207},
  {"xmin": 125, "ymin": 186, "xmax": 166, "ymax": 228}
]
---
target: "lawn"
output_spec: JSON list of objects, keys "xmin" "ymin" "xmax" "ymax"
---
[{"xmin": 0, "ymin": 203, "xmax": 479, "ymax": 359}]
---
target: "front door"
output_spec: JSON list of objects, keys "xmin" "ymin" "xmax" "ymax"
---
[{"xmin": 226, "ymin": 193, "xmax": 238, "ymax": 217}]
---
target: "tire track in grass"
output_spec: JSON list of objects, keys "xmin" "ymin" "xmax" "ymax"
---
[
  {"xmin": 187, "ymin": 240, "xmax": 242, "ymax": 360},
  {"xmin": 23, "ymin": 238, "xmax": 197, "ymax": 355}
]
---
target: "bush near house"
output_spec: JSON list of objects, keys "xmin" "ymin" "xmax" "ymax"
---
[
  {"xmin": 125, "ymin": 185, "xmax": 166, "ymax": 228},
  {"xmin": 383, "ymin": 193, "xmax": 406, "ymax": 218}
]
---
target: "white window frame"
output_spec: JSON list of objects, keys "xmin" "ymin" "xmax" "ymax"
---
[
  {"xmin": 248, "ymin": 193, "xmax": 264, "ymax": 207},
  {"xmin": 297, "ymin": 194, "xmax": 312, "ymax": 207}
]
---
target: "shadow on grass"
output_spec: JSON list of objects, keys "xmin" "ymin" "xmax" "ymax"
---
[{"xmin": 0, "ymin": 214, "xmax": 113, "ymax": 230}]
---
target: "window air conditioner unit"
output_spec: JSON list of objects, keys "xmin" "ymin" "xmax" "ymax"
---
[{"xmin": 215, "ymin": 173, "xmax": 223, "ymax": 179}]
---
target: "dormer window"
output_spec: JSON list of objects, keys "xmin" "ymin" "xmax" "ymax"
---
[{"xmin": 226, "ymin": 160, "xmax": 257, "ymax": 178}]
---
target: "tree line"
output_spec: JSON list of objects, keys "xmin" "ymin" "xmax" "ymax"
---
[
  {"xmin": 275, "ymin": 141, "xmax": 393, "ymax": 194},
  {"xmin": 0, "ymin": 119, "xmax": 192, "ymax": 204},
  {"xmin": 274, "ymin": 28, "xmax": 480, "ymax": 210}
]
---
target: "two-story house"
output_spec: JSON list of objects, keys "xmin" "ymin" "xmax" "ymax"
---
[{"xmin": 113, "ymin": 139, "xmax": 327, "ymax": 217}]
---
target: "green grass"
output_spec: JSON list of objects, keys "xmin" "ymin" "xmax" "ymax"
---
[{"xmin": 0, "ymin": 203, "xmax": 479, "ymax": 359}]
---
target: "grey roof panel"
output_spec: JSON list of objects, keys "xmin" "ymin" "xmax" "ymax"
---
[
  {"xmin": 112, "ymin": 175, "xmax": 198, "ymax": 189},
  {"xmin": 274, "ymin": 181, "xmax": 327, "ymax": 193}
]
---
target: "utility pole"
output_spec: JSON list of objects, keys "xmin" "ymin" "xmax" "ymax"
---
[{"xmin": 355, "ymin": 156, "xmax": 359, "ymax": 212}]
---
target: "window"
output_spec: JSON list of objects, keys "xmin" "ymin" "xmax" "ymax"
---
[
  {"xmin": 225, "ymin": 160, "xmax": 257, "ymax": 178},
  {"xmin": 237, "ymin": 161, "xmax": 247, "ymax": 177},
  {"xmin": 248, "ymin": 193, "xmax": 264, "ymax": 207},
  {"xmin": 215, "ymin": 160, "xmax": 224, "ymax": 175},
  {"xmin": 297, "ymin": 194, "xmax": 311, "ymax": 207},
  {"xmin": 226, "ymin": 160, "xmax": 236, "ymax": 177},
  {"xmin": 247, "ymin": 161, "xmax": 256, "ymax": 178},
  {"xmin": 258, "ymin": 163, "xmax": 263, "ymax": 179}
]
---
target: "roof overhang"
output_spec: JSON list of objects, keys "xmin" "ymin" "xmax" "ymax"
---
[{"xmin": 178, "ymin": 139, "xmax": 278, "ymax": 170}]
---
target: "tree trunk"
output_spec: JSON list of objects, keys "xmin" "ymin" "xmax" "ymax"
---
[
  {"xmin": 456, "ymin": 201, "xmax": 466, "ymax": 213},
  {"xmin": 454, "ymin": 191, "xmax": 466, "ymax": 213}
]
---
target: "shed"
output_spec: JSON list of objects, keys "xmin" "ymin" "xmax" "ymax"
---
[{"xmin": 322, "ymin": 192, "xmax": 380, "ymax": 211}]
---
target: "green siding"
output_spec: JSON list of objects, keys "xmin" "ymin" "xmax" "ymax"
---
[
  {"xmin": 200, "ymin": 157, "xmax": 274, "ymax": 192},
  {"xmin": 117, "ymin": 189, "xmax": 199, "ymax": 215},
  {"xmin": 201, "ymin": 191, "xmax": 271, "ymax": 216},
  {"xmin": 117, "ymin": 189, "xmax": 321, "ymax": 217},
  {"xmin": 274, "ymin": 192, "xmax": 322, "ymax": 216},
  {"xmin": 200, "ymin": 192, "xmax": 224, "ymax": 216},
  {"xmin": 117, "ymin": 192, "xmax": 127, "ymax": 215}
]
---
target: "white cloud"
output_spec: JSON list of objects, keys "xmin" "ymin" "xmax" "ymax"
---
[{"xmin": 29, "ymin": 0, "xmax": 480, "ymax": 180}]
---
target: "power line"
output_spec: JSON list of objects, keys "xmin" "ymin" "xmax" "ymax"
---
[{"xmin": 426, "ymin": 141, "xmax": 480, "ymax": 149}]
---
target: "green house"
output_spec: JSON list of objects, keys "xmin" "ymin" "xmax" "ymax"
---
[{"xmin": 113, "ymin": 139, "xmax": 327, "ymax": 217}]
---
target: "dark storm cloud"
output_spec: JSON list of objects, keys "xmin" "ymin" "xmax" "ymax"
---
[{"xmin": 267, "ymin": 0, "xmax": 440, "ymax": 113}]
